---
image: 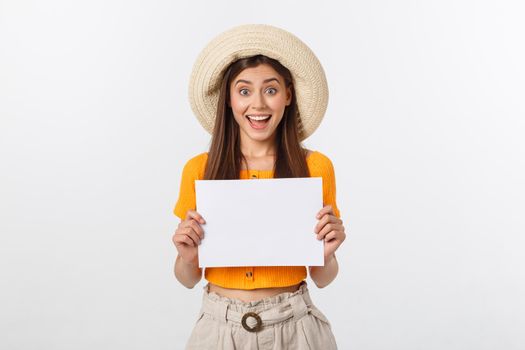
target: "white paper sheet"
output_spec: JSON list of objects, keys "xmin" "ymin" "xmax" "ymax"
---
[{"xmin": 195, "ymin": 177, "xmax": 324, "ymax": 268}]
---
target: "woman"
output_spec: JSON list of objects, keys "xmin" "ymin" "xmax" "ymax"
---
[{"xmin": 173, "ymin": 24, "xmax": 346, "ymax": 349}]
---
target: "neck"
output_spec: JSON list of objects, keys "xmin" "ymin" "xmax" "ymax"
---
[{"xmin": 239, "ymin": 134, "xmax": 278, "ymax": 158}]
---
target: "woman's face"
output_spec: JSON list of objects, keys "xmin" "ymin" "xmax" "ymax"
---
[{"xmin": 229, "ymin": 63, "xmax": 292, "ymax": 145}]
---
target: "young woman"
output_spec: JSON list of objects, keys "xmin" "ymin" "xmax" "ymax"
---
[{"xmin": 172, "ymin": 24, "xmax": 346, "ymax": 349}]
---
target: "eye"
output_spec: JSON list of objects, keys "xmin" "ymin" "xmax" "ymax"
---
[
  {"xmin": 239, "ymin": 88, "xmax": 249, "ymax": 96},
  {"xmin": 266, "ymin": 87, "xmax": 277, "ymax": 95}
]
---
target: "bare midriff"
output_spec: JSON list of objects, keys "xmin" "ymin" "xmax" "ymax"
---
[{"xmin": 208, "ymin": 283, "xmax": 302, "ymax": 302}]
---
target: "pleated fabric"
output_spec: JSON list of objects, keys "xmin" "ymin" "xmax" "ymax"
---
[{"xmin": 185, "ymin": 282, "xmax": 337, "ymax": 350}]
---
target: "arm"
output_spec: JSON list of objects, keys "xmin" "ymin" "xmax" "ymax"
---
[
  {"xmin": 172, "ymin": 211, "xmax": 206, "ymax": 289},
  {"xmin": 309, "ymin": 205, "xmax": 346, "ymax": 288},
  {"xmin": 309, "ymin": 254, "xmax": 339, "ymax": 288},
  {"xmin": 174, "ymin": 254, "xmax": 202, "ymax": 289}
]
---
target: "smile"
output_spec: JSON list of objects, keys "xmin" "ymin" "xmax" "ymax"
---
[{"xmin": 246, "ymin": 115, "xmax": 272, "ymax": 130}]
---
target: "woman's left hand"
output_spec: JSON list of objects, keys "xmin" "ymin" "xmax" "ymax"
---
[{"xmin": 314, "ymin": 205, "xmax": 346, "ymax": 260}]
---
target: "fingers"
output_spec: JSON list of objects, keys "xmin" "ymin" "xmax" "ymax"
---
[
  {"xmin": 186, "ymin": 219, "xmax": 204, "ymax": 240},
  {"xmin": 316, "ymin": 223, "xmax": 344, "ymax": 240},
  {"xmin": 173, "ymin": 211, "xmax": 206, "ymax": 247},
  {"xmin": 314, "ymin": 213, "xmax": 342, "ymax": 234},
  {"xmin": 324, "ymin": 236, "xmax": 344, "ymax": 258},
  {"xmin": 314, "ymin": 208, "xmax": 346, "ymax": 244},
  {"xmin": 174, "ymin": 226, "xmax": 201, "ymax": 246},
  {"xmin": 177, "ymin": 218, "xmax": 204, "ymax": 239},
  {"xmin": 323, "ymin": 230, "xmax": 345, "ymax": 242},
  {"xmin": 173, "ymin": 232, "xmax": 196, "ymax": 247},
  {"xmin": 183, "ymin": 227, "xmax": 202, "ymax": 245},
  {"xmin": 316, "ymin": 205, "xmax": 333, "ymax": 219},
  {"xmin": 185, "ymin": 210, "xmax": 206, "ymax": 225}
]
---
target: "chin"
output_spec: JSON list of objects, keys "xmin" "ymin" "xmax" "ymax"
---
[
  {"xmin": 247, "ymin": 133, "xmax": 273, "ymax": 142},
  {"xmin": 240, "ymin": 125, "xmax": 275, "ymax": 141}
]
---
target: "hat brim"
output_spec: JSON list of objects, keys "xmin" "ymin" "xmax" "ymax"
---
[{"xmin": 188, "ymin": 24, "xmax": 328, "ymax": 141}]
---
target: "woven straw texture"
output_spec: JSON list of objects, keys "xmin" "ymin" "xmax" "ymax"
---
[{"xmin": 188, "ymin": 24, "xmax": 328, "ymax": 141}]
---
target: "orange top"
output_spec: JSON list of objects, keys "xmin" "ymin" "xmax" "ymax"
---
[{"xmin": 173, "ymin": 151, "xmax": 341, "ymax": 289}]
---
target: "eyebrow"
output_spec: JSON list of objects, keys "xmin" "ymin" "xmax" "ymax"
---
[{"xmin": 234, "ymin": 77, "xmax": 280, "ymax": 86}]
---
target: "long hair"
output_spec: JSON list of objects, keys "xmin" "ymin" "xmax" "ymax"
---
[{"xmin": 204, "ymin": 55, "xmax": 309, "ymax": 180}]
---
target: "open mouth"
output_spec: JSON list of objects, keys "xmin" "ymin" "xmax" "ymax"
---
[{"xmin": 246, "ymin": 114, "xmax": 272, "ymax": 130}]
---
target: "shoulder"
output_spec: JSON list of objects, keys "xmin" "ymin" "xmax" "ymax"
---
[
  {"xmin": 181, "ymin": 152, "xmax": 208, "ymax": 179},
  {"xmin": 184, "ymin": 152, "xmax": 208, "ymax": 167},
  {"xmin": 306, "ymin": 150, "xmax": 335, "ymax": 173}
]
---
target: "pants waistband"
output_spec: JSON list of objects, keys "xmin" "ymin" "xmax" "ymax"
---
[{"xmin": 200, "ymin": 282, "xmax": 313, "ymax": 330}]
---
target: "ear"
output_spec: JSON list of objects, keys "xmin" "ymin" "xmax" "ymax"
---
[{"xmin": 285, "ymin": 86, "xmax": 292, "ymax": 106}]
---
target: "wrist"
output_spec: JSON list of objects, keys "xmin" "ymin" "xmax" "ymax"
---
[
  {"xmin": 178, "ymin": 254, "xmax": 199, "ymax": 267},
  {"xmin": 325, "ymin": 253, "xmax": 336, "ymax": 264}
]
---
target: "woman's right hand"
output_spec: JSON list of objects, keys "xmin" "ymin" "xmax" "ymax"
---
[{"xmin": 172, "ymin": 210, "xmax": 206, "ymax": 266}]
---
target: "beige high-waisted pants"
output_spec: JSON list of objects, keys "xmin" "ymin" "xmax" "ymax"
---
[{"xmin": 185, "ymin": 282, "xmax": 337, "ymax": 350}]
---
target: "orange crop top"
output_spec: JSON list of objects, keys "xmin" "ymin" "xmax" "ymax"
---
[{"xmin": 173, "ymin": 151, "xmax": 341, "ymax": 289}]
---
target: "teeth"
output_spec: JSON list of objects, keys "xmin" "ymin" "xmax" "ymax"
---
[{"xmin": 247, "ymin": 115, "xmax": 271, "ymax": 121}]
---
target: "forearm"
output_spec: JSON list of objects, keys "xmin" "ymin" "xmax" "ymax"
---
[
  {"xmin": 309, "ymin": 254, "xmax": 339, "ymax": 288},
  {"xmin": 174, "ymin": 255, "xmax": 203, "ymax": 289}
]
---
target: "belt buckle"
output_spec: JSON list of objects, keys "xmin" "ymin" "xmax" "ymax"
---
[{"xmin": 241, "ymin": 312, "xmax": 262, "ymax": 332}]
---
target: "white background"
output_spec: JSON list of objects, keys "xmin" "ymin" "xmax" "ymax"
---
[{"xmin": 1, "ymin": 1, "xmax": 524, "ymax": 349}]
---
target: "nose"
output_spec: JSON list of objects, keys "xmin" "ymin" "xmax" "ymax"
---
[{"xmin": 251, "ymin": 91, "xmax": 266, "ymax": 110}]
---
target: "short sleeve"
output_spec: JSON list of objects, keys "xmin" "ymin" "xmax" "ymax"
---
[
  {"xmin": 173, "ymin": 153, "xmax": 207, "ymax": 220},
  {"xmin": 308, "ymin": 152, "xmax": 342, "ymax": 218}
]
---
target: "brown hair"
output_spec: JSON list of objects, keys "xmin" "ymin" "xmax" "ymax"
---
[{"xmin": 204, "ymin": 55, "xmax": 309, "ymax": 180}]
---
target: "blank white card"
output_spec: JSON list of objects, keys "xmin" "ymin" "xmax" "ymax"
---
[{"xmin": 195, "ymin": 177, "xmax": 323, "ymax": 268}]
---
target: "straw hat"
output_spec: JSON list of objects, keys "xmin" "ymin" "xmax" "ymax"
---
[{"xmin": 188, "ymin": 24, "xmax": 329, "ymax": 141}]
